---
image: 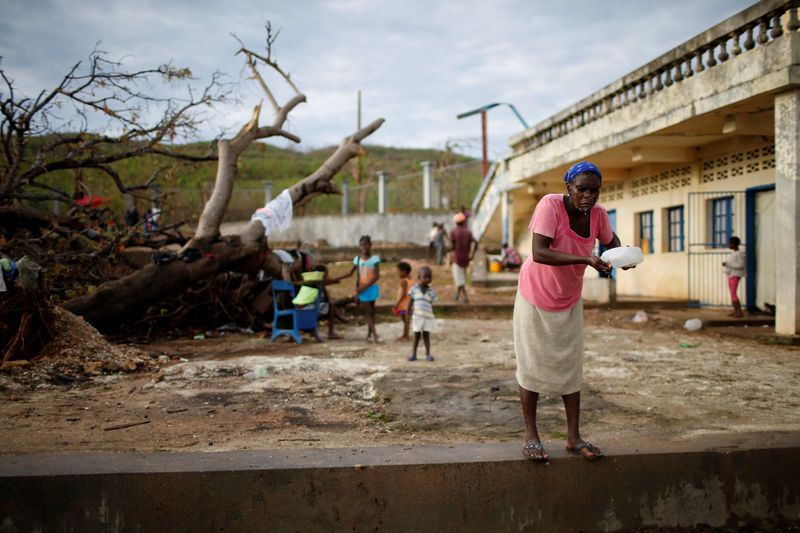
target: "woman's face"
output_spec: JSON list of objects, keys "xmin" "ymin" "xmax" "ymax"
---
[{"xmin": 566, "ymin": 172, "xmax": 601, "ymax": 214}]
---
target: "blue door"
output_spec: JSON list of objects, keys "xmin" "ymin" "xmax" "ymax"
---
[{"xmin": 599, "ymin": 209, "xmax": 617, "ymax": 278}]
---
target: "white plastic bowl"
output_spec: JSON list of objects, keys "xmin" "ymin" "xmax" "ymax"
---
[{"xmin": 600, "ymin": 246, "xmax": 644, "ymax": 268}]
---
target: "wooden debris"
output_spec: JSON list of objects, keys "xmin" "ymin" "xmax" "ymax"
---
[{"xmin": 103, "ymin": 420, "xmax": 151, "ymax": 432}]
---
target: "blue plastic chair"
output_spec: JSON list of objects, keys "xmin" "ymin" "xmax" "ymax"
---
[{"xmin": 270, "ymin": 280, "xmax": 322, "ymax": 343}]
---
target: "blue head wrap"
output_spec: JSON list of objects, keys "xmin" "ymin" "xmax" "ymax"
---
[{"xmin": 564, "ymin": 161, "xmax": 602, "ymax": 183}]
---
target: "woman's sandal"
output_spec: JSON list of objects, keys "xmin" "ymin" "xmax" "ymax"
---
[
  {"xmin": 566, "ymin": 441, "xmax": 603, "ymax": 461},
  {"xmin": 523, "ymin": 442, "xmax": 548, "ymax": 462}
]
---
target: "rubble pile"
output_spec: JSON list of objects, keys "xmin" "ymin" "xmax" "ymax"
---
[{"xmin": 1, "ymin": 307, "xmax": 158, "ymax": 387}]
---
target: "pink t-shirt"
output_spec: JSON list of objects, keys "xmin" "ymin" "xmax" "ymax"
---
[{"xmin": 518, "ymin": 194, "xmax": 613, "ymax": 312}]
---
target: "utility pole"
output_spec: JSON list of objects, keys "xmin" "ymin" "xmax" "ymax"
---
[
  {"xmin": 457, "ymin": 103, "xmax": 529, "ymax": 178},
  {"xmin": 353, "ymin": 91, "xmax": 362, "ymax": 185},
  {"xmin": 353, "ymin": 90, "xmax": 364, "ymax": 212}
]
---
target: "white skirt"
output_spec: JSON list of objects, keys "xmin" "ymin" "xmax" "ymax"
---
[
  {"xmin": 513, "ymin": 290, "xmax": 583, "ymax": 395},
  {"xmin": 451, "ymin": 263, "xmax": 467, "ymax": 287}
]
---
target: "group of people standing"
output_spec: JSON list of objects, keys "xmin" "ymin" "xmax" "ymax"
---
[
  {"xmin": 339, "ymin": 162, "xmax": 617, "ymax": 460},
  {"xmin": 424, "ymin": 210, "xmax": 478, "ymax": 303},
  {"xmin": 326, "ymin": 160, "xmax": 749, "ymax": 463}
]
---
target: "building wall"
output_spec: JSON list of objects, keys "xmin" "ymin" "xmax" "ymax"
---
[{"xmin": 596, "ymin": 138, "xmax": 775, "ymax": 299}]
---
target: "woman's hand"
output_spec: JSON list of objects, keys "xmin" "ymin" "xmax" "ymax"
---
[{"xmin": 587, "ymin": 255, "xmax": 612, "ymax": 274}]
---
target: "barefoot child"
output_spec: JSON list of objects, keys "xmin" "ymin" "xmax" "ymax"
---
[
  {"xmin": 407, "ymin": 265, "xmax": 436, "ymax": 361},
  {"xmin": 394, "ymin": 261, "xmax": 412, "ymax": 341},
  {"xmin": 331, "ymin": 235, "xmax": 383, "ymax": 343}
]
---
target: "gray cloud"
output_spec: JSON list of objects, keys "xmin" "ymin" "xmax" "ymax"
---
[{"xmin": 1, "ymin": 0, "xmax": 753, "ymax": 157}]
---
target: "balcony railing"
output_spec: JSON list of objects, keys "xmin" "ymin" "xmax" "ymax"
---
[{"xmin": 510, "ymin": 0, "xmax": 800, "ymax": 155}]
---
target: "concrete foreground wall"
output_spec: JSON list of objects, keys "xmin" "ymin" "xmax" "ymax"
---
[{"xmin": 1, "ymin": 436, "xmax": 798, "ymax": 532}]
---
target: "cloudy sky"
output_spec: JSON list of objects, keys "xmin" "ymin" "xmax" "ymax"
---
[{"xmin": 2, "ymin": 0, "xmax": 754, "ymax": 159}]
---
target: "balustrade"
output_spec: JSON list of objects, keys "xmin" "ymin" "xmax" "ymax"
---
[
  {"xmin": 758, "ymin": 18, "xmax": 770, "ymax": 43},
  {"xmin": 718, "ymin": 40, "xmax": 729, "ymax": 62},
  {"xmin": 513, "ymin": 1, "xmax": 800, "ymax": 156},
  {"xmin": 731, "ymin": 32, "xmax": 742, "ymax": 55},
  {"xmin": 706, "ymin": 46, "xmax": 718, "ymax": 67},
  {"xmin": 744, "ymin": 25, "xmax": 756, "ymax": 50}
]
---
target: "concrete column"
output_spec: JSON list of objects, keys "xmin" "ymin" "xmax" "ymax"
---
[
  {"xmin": 377, "ymin": 171, "xmax": 388, "ymax": 214},
  {"xmin": 341, "ymin": 180, "xmax": 349, "ymax": 215},
  {"xmin": 421, "ymin": 161, "xmax": 433, "ymax": 209},
  {"xmin": 774, "ymin": 90, "xmax": 800, "ymax": 335},
  {"xmin": 501, "ymin": 190, "xmax": 509, "ymax": 245},
  {"xmin": 507, "ymin": 192, "xmax": 515, "ymax": 247},
  {"xmin": 263, "ymin": 181, "xmax": 273, "ymax": 205},
  {"xmin": 433, "ymin": 178, "xmax": 442, "ymax": 209}
]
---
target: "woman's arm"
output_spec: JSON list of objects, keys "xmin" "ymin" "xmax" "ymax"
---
[
  {"xmin": 532, "ymin": 233, "xmax": 611, "ymax": 273},
  {"xmin": 601, "ymin": 232, "xmax": 622, "ymax": 250}
]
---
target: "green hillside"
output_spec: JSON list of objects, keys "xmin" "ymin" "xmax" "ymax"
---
[{"xmin": 18, "ymin": 139, "xmax": 484, "ymax": 223}]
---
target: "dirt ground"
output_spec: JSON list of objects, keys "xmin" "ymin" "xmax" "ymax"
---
[{"xmin": 1, "ymin": 259, "xmax": 799, "ymax": 456}]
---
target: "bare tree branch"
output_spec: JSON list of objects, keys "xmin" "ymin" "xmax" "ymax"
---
[
  {"xmin": 186, "ymin": 30, "xmax": 309, "ymax": 248},
  {"xmin": 0, "ymin": 47, "xmax": 228, "ymax": 207}
]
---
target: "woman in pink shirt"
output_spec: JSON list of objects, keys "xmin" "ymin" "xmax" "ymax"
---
[{"xmin": 515, "ymin": 161, "xmax": 627, "ymax": 462}]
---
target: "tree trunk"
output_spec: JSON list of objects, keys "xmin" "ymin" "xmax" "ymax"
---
[
  {"xmin": 190, "ymin": 139, "xmax": 239, "ymax": 248},
  {"xmin": 62, "ymin": 119, "xmax": 384, "ymax": 331}
]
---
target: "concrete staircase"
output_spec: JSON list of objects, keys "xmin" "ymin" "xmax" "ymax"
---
[{"xmin": 468, "ymin": 161, "xmax": 509, "ymax": 244}]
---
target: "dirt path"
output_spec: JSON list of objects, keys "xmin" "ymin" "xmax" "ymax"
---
[{"xmin": 1, "ymin": 301, "xmax": 798, "ymax": 455}]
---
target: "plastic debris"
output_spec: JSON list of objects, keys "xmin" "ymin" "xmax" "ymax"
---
[
  {"xmin": 0, "ymin": 258, "xmax": 18, "ymax": 292},
  {"xmin": 680, "ymin": 343, "xmax": 699, "ymax": 348},
  {"xmin": 684, "ymin": 318, "xmax": 703, "ymax": 331},
  {"xmin": 252, "ymin": 189, "xmax": 293, "ymax": 236},
  {"xmin": 179, "ymin": 248, "xmax": 202, "ymax": 263},
  {"xmin": 600, "ymin": 246, "xmax": 644, "ymax": 268},
  {"xmin": 632, "ymin": 310, "xmax": 648, "ymax": 323},
  {"xmin": 244, "ymin": 368, "xmax": 268, "ymax": 379},
  {"xmin": 16, "ymin": 257, "xmax": 42, "ymax": 290},
  {"xmin": 152, "ymin": 252, "xmax": 177, "ymax": 265}
]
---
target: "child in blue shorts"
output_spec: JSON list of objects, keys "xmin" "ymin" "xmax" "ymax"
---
[{"xmin": 332, "ymin": 235, "xmax": 384, "ymax": 343}]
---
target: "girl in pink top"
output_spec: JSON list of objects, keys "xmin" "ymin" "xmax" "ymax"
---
[{"xmin": 515, "ymin": 161, "xmax": 629, "ymax": 463}]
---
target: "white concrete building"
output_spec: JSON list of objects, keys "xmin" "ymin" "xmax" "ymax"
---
[{"xmin": 473, "ymin": 0, "xmax": 800, "ymax": 334}]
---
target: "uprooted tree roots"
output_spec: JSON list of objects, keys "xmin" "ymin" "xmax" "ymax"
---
[
  {"xmin": 0, "ymin": 288, "xmax": 56, "ymax": 364},
  {"xmin": 115, "ymin": 271, "xmax": 276, "ymax": 339}
]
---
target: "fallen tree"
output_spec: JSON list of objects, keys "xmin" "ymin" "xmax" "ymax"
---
[
  {"xmin": 61, "ymin": 27, "xmax": 384, "ymax": 330},
  {"xmin": 62, "ymin": 118, "xmax": 383, "ymax": 330}
]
